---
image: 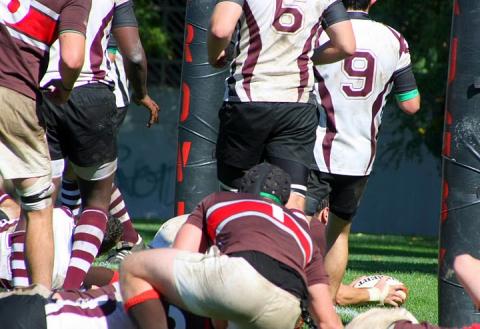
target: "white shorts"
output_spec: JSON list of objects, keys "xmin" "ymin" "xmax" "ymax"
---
[{"xmin": 173, "ymin": 247, "xmax": 301, "ymax": 329}]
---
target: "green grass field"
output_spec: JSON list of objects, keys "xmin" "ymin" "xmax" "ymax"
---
[{"xmin": 111, "ymin": 220, "xmax": 439, "ymax": 325}]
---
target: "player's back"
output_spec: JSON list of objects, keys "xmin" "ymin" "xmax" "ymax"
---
[
  {"xmin": 227, "ymin": 0, "xmax": 336, "ymax": 103},
  {"xmin": 314, "ymin": 13, "xmax": 411, "ymax": 175}
]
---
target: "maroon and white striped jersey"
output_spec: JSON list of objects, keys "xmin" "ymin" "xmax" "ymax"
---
[
  {"xmin": 0, "ymin": 0, "xmax": 90, "ymax": 99},
  {"xmin": 0, "ymin": 207, "xmax": 73, "ymax": 284},
  {"xmin": 186, "ymin": 192, "xmax": 328, "ymax": 286},
  {"xmin": 45, "ymin": 282, "xmax": 135, "ymax": 329},
  {"xmin": 41, "ymin": 0, "xmax": 130, "ymax": 88},
  {"xmin": 225, "ymin": 0, "xmax": 337, "ymax": 103},
  {"xmin": 313, "ymin": 12, "xmax": 412, "ymax": 175}
]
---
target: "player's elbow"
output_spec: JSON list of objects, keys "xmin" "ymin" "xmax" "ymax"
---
[
  {"xmin": 209, "ymin": 24, "xmax": 234, "ymax": 42},
  {"xmin": 339, "ymin": 39, "xmax": 356, "ymax": 58},
  {"xmin": 398, "ymin": 96, "xmax": 420, "ymax": 115}
]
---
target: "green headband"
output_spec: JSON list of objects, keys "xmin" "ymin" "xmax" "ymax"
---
[{"xmin": 259, "ymin": 192, "xmax": 282, "ymax": 205}]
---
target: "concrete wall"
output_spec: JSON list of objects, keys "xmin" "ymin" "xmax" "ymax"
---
[{"xmin": 117, "ymin": 88, "xmax": 441, "ymax": 236}]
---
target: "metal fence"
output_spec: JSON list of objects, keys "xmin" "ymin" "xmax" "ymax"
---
[{"xmin": 146, "ymin": 1, "xmax": 186, "ymax": 87}]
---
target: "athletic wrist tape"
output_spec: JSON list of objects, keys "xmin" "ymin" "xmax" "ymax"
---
[
  {"xmin": 367, "ymin": 286, "xmax": 389, "ymax": 305},
  {"xmin": 124, "ymin": 289, "xmax": 161, "ymax": 312}
]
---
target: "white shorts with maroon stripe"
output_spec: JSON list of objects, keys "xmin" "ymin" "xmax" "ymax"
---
[{"xmin": 173, "ymin": 246, "xmax": 301, "ymax": 329}]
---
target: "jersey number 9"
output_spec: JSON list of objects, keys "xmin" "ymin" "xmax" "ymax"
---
[{"xmin": 341, "ymin": 51, "xmax": 376, "ymax": 99}]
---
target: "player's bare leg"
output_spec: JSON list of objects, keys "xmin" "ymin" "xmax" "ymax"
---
[
  {"xmin": 14, "ymin": 177, "xmax": 54, "ymax": 289},
  {"xmin": 324, "ymin": 212, "xmax": 352, "ymax": 302},
  {"xmin": 120, "ymin": 249, "xmax": 188, "ymax": 329}
]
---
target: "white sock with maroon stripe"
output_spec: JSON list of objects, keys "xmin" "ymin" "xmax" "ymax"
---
[
  {"xmin": 63, "ymin": 208, "xmax": 107, "ymax": 289},
  {"xmin": 61, "ymin": 179, "xmax": 81, "ymax": 216},
  {"xmin": 110, "ymin": 184, "xmax": 138, "ymax": 244},
  {"xmin": 9, "ymin": 231, "xmax": 30, "ymax": 288}
]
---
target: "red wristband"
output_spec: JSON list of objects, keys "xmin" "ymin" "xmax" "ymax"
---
[{"xmin": 124, "ymin": 289, "xmax": 161, "ymax": 312}]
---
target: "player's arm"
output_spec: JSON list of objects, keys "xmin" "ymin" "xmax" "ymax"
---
[
  {"xmin": 454, "ymin": 254, "xmax": 480, "ymax": 309},
  {"xmin": 393, "ymin": 65, "xmax": 420, "ymax": 115},
  {"xmin": 312, "ymin": 1, "xmax": 355, "ymax": 65},
  {"xmin": 58, "ymin": 32, "xmax": 86, "ymax": 91},
  {"xmin": 46, "ymin": 0, "xmax": 91, "ymax": 104},
  {"xmin": 207, "ymin": 0, "xmax": 242, "ymax": 68},
  {"xmin": 308, "ymin": 283, "xmax": 343, "ymax": 329},
  {"xmin": 112, "ymin": 1, "xmax": 159, "ymax": 127}
]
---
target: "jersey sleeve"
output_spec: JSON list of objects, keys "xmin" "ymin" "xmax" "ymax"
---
[
  {"xmin": 185, "ymin": 197, "xmax": 211, "ymax": 229},
  {"xmin": 391, "ymin": 32, "xmax": 418, "ymax": 95},
  {"xmin": 305, "ymin": 245, "xmax": 329, "ymax": 286},
  {"xmin": 217, "ymin": 0, "xmax": 244, "ymax": 5},
  {"xmin": 58, "ymin": 0, "xmax": 91, "ymax": 35},
  {"xmin": 321, "ymin": 0, "xmax": 349, "ymax": 30},
  {"xmin": 112, "ymin": 0, "xmax": 138, "ymax": 29}
]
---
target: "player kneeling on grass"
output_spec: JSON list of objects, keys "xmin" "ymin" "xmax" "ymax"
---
[
  {"xmin": 0, "ymin": 190, "xmax": 123, "ymax": 289},
  {"xmin": 345, "ymin": 307, "xmax": 480, "ymax": 329},
  {"xmin": 120, "ymin": 163, "xmax": 342, "ymax": 329},
  {"xmin": 310, "ymin": 201, "xmax": 408, "ymax": 307}
]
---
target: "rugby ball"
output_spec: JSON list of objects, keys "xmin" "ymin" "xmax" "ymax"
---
[
  {"xmin": 353, "ymin": 275, "xmax": 403, "ymax": 289},
  {"xmin": 353, "ymin": 275, "xmax": 407, "ymax": 301}
]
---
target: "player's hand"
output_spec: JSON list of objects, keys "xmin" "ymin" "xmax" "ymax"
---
[
  {"xmin": 374, "ymin": 276, "xmax": 408, "ymax": 307},
  {"xmin": 133, "ymin": 94, "xmax": 160, "ymax": 128},
  {"xmin": 212, "ymin": 49, "xmax": 228, "ymax": 68},
  {"xmin": 43, "ymin": 79, "xmax": 72, "ymax": 105}
]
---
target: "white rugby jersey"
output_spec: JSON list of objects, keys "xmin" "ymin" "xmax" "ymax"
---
[
  {"xmin": 41, "ymin": 0, "xmax": 130, "ymax": 88},
  {"xmin": 0, "ymin": 207, "xmax": 74, "ymax": 284},
  {"xmin": 226, "ymin": 0, "xmax": 337, "ymax": 103},
  {"xmin": 45, "ymin": 282, "xmax": 135, "ymax": 329},
  {"xmin": 313, "ymin": 12, "xmax": 412, "ymax": 175},
  {"xmin": 108, "ymin": 51, "xmax": 130, "ymax": 108}
]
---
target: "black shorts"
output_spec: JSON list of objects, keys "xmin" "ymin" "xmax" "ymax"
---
[
  {"xmin": 113, "ymin": 105, "xmax": 129, "ymax": 130},
  {"xmin": 216, "ymin": 101, "xmax": 318, "ymax": 191},
  {"xmin": 0, "ymin": 294, "xmax": 47, "ymax": 329},
  {"xmin": 40, "ymin": 83, "xmax": 117, "ymax": 167},
  {"xmin": 305, "ymin": 170, "xmax": 369, "ymax": 220}
]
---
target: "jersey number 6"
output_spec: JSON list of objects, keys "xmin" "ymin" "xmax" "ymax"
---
[
  {"xmin": 341, "ymin": 51, "xmax": 376, "ymax": 98},
  {"xmin": 272, "ymin": 0, "xmax": 304, "ymax": 34}
]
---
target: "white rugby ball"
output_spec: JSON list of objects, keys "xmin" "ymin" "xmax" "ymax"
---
[
  {"xmin": 353, "ymin": 275, "xmax": 407, "ymax": 301},
  {"xmin": 353, "ymin": 275, "xmax": 403, "ymax": 289}
]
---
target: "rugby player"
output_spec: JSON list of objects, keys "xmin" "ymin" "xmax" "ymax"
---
[
  {"xmin": 0, "ymin": 190, "xmax": 122, "ymax": 289},
  {"xmin": 38, "ymin": 0, "xmax": 159, "ymax": 289},
  {"xmin": 306, "ymin": 0, "xmax": 421, "ymax": 301},
  {"xmin": 208, "ymin": 0, "xmax": 356, "ymax": 211},
  {"xmin": 0, "ymin": 0, "xmax": 91, "ymax": 289},
  {"xmin": 120, "ymin": 163, "xmax": 342, "ymax": 329}
]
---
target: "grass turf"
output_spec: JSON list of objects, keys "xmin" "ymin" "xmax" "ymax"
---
[
  {"xmin": 341, "ymin": 233, "xmax": 438, "ymax": 324},
  {"xmin": 103, "ymin": 220, "xmax": 439, "ymax": 325}
]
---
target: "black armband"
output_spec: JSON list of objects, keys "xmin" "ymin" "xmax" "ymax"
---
[
  {"xmin": 321, "ymin": 0, "xmax": 350, "ymax": 30},
  {"xmin": 392, "ymin": 65, "xmax": 418, "ymax": 94},
  {"xmin": 112, "ymin": 1, "xmax": 138, "ymax": 29}
]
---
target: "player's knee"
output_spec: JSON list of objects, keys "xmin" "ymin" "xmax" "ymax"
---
[
  {"xmin": 268, "ymin": 157, "xmax": 309, "ymax": 196},
  {"xmin": 71, "ymin": 159, "xmax": 117, "ymax": 181},
  {"xmin": 17, "ymin": 176, "xmax": 54, "ymax": 211}
]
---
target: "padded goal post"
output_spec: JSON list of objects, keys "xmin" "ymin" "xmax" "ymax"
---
[
  {"xmin": 439, "ymin": 0, "xmax": 480, "ymax": 326},
  {"xmin": 175, "ymin": 0, "xmax": 231, "ymax": 216}
]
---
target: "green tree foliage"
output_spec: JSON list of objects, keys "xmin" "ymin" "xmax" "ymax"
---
[
  {"xmin": 370, "ymin": 1, "xmax": 452, "ymax": 164},
  {"xmin": 134, "ymin": 0, "xmax": 173, "ymax": 58}
]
